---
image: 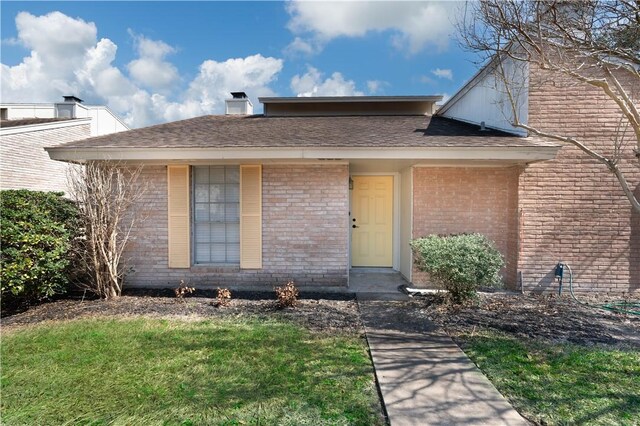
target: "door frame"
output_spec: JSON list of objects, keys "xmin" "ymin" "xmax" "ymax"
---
[{"xmin": 348, "ymin": 172, "xmax": 401, "ymax": 270}]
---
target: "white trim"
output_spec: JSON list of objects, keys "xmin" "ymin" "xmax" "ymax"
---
[
  {"xmin": 348, "ymin": 172, "xmax": 401, "ymax": 271},
  {"xmin": 260, "ymin": 96, "xmax": 443, "ymax": 104},
  {"xmin": 47, "ymin": 146, "xmax": 560, "ymax": 162},
  {"xmin": 0, "ymin": 118, "xmax": 92, "ymax": 136}
]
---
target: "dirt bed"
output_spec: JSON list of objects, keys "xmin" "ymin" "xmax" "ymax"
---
[
  {"xmin": 413, "ymin": 292, "xmax": 640, "ymax": 347},
  {"xmin": 4, "ymin": 291, "xmax": 639, "ymax": 347},
  {"xmin": 1, "ymin": 292, "xmax": 362, "ymax": 334}
]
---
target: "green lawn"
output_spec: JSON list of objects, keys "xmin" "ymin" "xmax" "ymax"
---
[
  {"xmin": 460, "ymin": 331, "xmax": 640, "ymax": 426},
  {"xmin": 1, "ymin": 318, "xmax": 384, "ymax": 425}
]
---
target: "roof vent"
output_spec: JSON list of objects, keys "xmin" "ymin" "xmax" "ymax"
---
[
  {"xmin": 225, "ymin": 92, "xmax": 253, "ymax": 115},
  {"xmin": 63, "ymin": 95, "xmax": 83, "ymax": 104},
  {"xmin": 480, "ymin": 121, "xmax": 489, "ymax": 131}
]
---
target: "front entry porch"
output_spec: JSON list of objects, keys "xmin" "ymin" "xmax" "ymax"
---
[{"xmin": 349, "ymin": 268, "xmax": 410, "ymax": 301}]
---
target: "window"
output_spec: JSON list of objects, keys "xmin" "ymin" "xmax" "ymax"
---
[{"xmin": 193, "ymin": 166, "xmax": 240, "ymax": 264}]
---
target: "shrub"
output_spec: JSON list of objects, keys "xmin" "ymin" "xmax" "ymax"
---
[
  {"xmin": 410, "ymin": 233, "xmax": 504, "ymax": 303},
  {"xmin": 275, "ymin": 281, "xmax": 299, "ymax": 308},
  {"xmin": 174, "ymin": 280, "xmax": 195, "ymax": 301},
  {"xmin": 216, "ymin": 288, "xmax": 232, "ymax": 307},
  {"xmin": 1, "ymin": 190, "xmax": 79, "ymax": 309}
]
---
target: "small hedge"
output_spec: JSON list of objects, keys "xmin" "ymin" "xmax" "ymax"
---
[
  {"xmin": 1, "ymin": 190, "xmax": 79, "ymax": 310},
  {"xmin": 411, "ymin": 233, "xmax": 504, "ymax": 303}
]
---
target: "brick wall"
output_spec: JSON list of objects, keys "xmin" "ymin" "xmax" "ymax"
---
[
  {"xmin": 124, "ymin": 164, "xmax": 349, "ymax": 288},
  {"xmin": 520, "ymin": 64, "xmax": 639, "ymax": 293},
  {"xmin": 0, "ymin": 123, "xmax": 89, "ymax": 194},
  {"xmin": 411, "ymin": 167, "xmax": 521, "ymax": 289}
]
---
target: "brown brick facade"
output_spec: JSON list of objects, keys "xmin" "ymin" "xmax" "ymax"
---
[
  {"xmin": 124, "ymin": 164, "xmax": 349, "ymax": 288},
  {"xmin": 0, "ymin": 123, "xmax": 89, "ymax": 194},
  {"xmin": 519, "ymin": 65, "xmax": 639, "ymax": 293},
  {"xmin": 411, "ymin": 167, "xmax": 521, "ymax": 289}
]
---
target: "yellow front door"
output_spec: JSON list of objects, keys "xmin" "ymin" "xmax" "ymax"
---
[{"xmin": 351, "ymin": 175, "xmax": 393, "ymax": 267}]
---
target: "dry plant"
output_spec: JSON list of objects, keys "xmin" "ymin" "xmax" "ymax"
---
[
  {"xmin": 67, "ymin": 161, "xmax": 145, "ymax": 299},
  {"xmin": 275, "ymin": 281, "xmax": 299, "ymax": 308},
  {"xmin": 216, "ymin": 287, "xmax": 232, "ymax": 307},
  {"xmin": 458, "ymin": 0, "xmax": 640, "ymax": 212},
  {"xmin": 174, "ymin": 280, "xmax": 195, "ymax": 300}
]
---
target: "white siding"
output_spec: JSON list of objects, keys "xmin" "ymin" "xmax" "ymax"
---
[{"xmin": 440, "ymin": 58, "xmax": 528, "ymax": 136}]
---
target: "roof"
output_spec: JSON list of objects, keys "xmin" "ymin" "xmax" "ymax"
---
[
  {"xmin": 51, "ymin": 114, "xmax": 556, "ymax": 150},
  {"xmin": 0, "ymin": 118, "xmax": 73, "ymax": 128}
]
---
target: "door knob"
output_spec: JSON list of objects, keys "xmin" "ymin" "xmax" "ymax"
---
[{"xmin": 352, "ymin": 224, "xmax": 359, "ymax": 228}]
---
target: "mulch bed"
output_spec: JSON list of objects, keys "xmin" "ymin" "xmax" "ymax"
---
[
  {"xmin": 3, "ymin": 290, "xmax": 639, "ymax": 347},
  {"xmin": 413, "ymin": 292, "xmax": 640, "ymax": 347},
  {"xmin": 1, "ymin": 290, "xmax": 362, "ymax": 334}
]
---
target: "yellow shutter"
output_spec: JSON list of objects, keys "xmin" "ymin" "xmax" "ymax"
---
[
  {"xmin": 240, "ymin": 165, "xmax": 262, "ymax": 269},
  {"xmin": 167, "ymin": 165, "xmax": 190, "ymax": 268}
]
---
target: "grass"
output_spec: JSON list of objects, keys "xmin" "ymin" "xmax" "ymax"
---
[
  {"xmin": 1, "ymin": 317, "xmax": 384, "ymax": 425},
  {"xmin": 460, "ymin": 331, "xmax": 640, "ymax": 426}
]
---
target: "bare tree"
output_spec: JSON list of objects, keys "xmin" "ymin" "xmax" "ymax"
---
[
  {"xmin": 68, "ymin": 162, "xmax": 145, "ymax": 299},
  {"xmin": 458, "ymin": 0, "xmax": 640, "ymax": 212}
]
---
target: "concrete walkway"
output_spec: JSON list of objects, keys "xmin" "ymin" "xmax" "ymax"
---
[{"xmin": 359, "ymin": 301, "xmax": 528, "ymax": 426}]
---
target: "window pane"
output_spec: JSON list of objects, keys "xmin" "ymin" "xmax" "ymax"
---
[
  {"xmin": 209, "ymin": 167, "xmax": 225, "ymax": 183},
  {"xmin": 210, "ymin": 184, "xmax": 224, "ymax": 202},
  {"xmin": 194, "ymin": 223, "xmax": 210, "ymax": 243},
  {"xmin": 210, "ymin": 244, "xmax": 226, "ymax": 262},
  {"xmin": 211, "ymin": 224, "xmax": 226, "ymax": 243},
  {"xmin": 210, "ymin": 204, "xmax": 225, "ymax": 222},
  {"xmin": 195, "ymin": 184, "xmax": 209, "ymax": 203},
  {"xmin": 227, "ymin": 243, "xmax": 240, "ymax": 262},
  {"xmin": 225, "ymin": 203, "xmax": 239, "ymax": 222},
  {"xmin": 195, "ymin": 167, "xmax": 209, "ymax": 184},
  {"xmin": 225, "ymin": 185, "xmax": 239, "ymax": 202},
  {"xmin": 226, "ymin": 167, "xmax": 239, "ymax": 183},
  {"xmin": 195, "ymin": 203, "xmax": 209, "ymax": 222},
  {"xmin": 195, "ymin": 244, "xmax": 210, "ymax": 263},
  {"xmin": 226, "ymin": 223, "xmax": 240, "ymax": 243}
]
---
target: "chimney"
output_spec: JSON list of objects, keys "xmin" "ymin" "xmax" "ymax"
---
[
  {"xmin": 56, "ymin": 95, "xmax": 84, "ymax": 119},
  {"xmin": 225, "ymin": 92, "xmax": 253, "ymax": 115}
]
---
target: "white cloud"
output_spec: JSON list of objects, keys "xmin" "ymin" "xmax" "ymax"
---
[
  {"xmin": 291, "ymin": 66, "xmax": 363, "ymax": 97},
  {"xmin": 366, "ymin": 80, "xmax": 389, "ymax": 95},
  {"xmin": 284, "ymin": 36, "xmax": 322, "ymax": 56},
  {"xmin": 286, "ymin": 1, "xmax": 458, "ymax": 54},
  {"xmin": 127, "ymin": 32, "xmax": 179, "ymax": 92},
  {"xmin": 432, "ymin": 68, "xmax": 453, "ymax": 80},
  {"xmin": 0, "ymin": 11, "xmax": 284, "ymax": 128}
]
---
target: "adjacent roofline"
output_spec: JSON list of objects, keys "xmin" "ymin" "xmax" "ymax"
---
[
  {"xmin": 0, "ymin": 118, "xmax": 92, "ymax": 136},
  {"xmin": 259, "ymin": 96, "xmax": 443, "ymax": 104},
  {"xmin": 83, "ymin": 104, "xmax": 131, "ymax": 130},
  {"xmin": 46, "ymin": 145, "xmax": 560, "ymax": 163}
]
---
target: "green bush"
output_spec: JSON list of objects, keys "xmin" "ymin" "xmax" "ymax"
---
[
  {"xmin": 1, "ymin": 190, "xmax": 79, "ymax": 310},
  {"xmin": 410, "ymin": 233, "xmax": 504, "ymax": 303}
]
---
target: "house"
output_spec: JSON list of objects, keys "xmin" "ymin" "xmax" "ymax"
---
[
  {"xmin": 0, "ymin": 96, "xmax": 128, "ymax": 193},
  {"xmin": 46, "ymin": 58, "xmax": 639, "ymax": 293}
]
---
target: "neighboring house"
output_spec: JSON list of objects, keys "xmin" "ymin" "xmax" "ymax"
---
[
  {"xmin": 46, "ymin": 60, "xmax": 639, "ymax": 293},
  {"xmin": 0, "ymin": 96, "xmax": 128, "ymax": 193}
]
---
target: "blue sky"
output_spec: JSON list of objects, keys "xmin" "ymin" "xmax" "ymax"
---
[{"xmin": 1, "ymin": 1, "xmax": 480, "ymax": 127}]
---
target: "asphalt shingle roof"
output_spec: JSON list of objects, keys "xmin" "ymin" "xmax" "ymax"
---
[
  {"xmin": 0, "ymin": 118, "xmax": 73, "ymax": 128},
  {"xmin": 53, "ymin": 114, "xmax": 556, "ymax": 149}
]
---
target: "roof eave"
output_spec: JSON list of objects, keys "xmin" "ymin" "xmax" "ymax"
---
[{"xmin": 46, "ymin": 145, "xmax": 560, "ymax": 163}]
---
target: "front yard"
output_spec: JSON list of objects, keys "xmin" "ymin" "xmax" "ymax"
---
[
  {"xmin": 1, "ymin": 312, "xmax": 384, "ymax": 425},
  {"xmin": 2, "ymin": 291, "xmax": 639, "ymax": 425},
  {"xmin": 418, "ymin": 293, "xmax": 640, "ymax": 425}
]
